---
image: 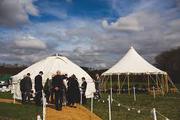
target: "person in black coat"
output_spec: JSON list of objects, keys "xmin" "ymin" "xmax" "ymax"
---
[
  {"xmin": 52, "ymin": 71, "xmax": 65, "ymax": 111},
  {"xmin": 81, "ymin": 77, "xmax": 87, "ymax": 104},
  {"xmin": 67, "ymin": 74, "xmax": 80, "ymax": 107},
  {"xmin": 20, "ymin": 73, "xmax": 32, "ymax": 103},
  {"xmin": 43, "ymin": 78, "xmax": 51, "ymax": 103},
  {"xmin": 20, "ymin": 75, "xmax": 26, "ymax": 103},
  {"xmin": 34, "ymin": 71, "xmax": 43, "ymax": 106}
]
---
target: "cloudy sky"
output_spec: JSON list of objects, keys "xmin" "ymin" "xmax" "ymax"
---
[{"xmin": 0, "ymin": 0, "xmax": 180, "ymax": 68}]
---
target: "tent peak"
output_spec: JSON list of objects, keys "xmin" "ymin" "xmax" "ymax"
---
[{"xmin": 53, "ymin": 53, "xmax": 64, "ymax": 57}]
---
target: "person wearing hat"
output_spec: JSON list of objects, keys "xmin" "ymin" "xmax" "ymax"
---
[{"xmin": 34, "ymin": 71, "xmax": 43, "ymax": 106}]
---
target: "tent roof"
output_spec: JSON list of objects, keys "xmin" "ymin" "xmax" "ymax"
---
[
  {"xmin": 102, "ymin": 47, "xmax": 166, "ymax": 75},
  {"xmin": 12, "ymin": 55, "xmax": 93, "ymax": 82},
  {"xmin": 12, "ymin": 55, "xmax": 95, "ymax": 99}
]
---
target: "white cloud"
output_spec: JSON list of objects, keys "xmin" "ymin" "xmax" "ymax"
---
[
  {"xmin": 14, "ymin": 35, "xmax": 47, "ymax": 49},
  {"xmin": 102, "ymin": 14, "xmax": 143, "ymax": 31},
  {"xmin": 0, "ymin": 0, "xmax": 39, "ymax": 26}
]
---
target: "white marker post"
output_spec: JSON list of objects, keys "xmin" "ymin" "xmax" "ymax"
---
[
  {"xmin": 91, "ymin": 96, "xmax": 94, "ymax": 113},
  {"xmin": 133, "ymin": 86, "xmax": 136, "ymax": 101},
  {"xmin": 80, "ymin": 89, "xmax": 83, "ymax": 105},
  {"xmin": 42, "ymin": 91, "xmax": 46, "ymax": 120},
  {"xmin": 153, "ymin": 86, "xmax": 156, "ymax": 99},
  {"xmin": 108, "ymin": 95, "xmax": 112, "ymax": 120},
  {"xmin": 152, "ymin": 108, "xmax": 157, "ymax": 120}
]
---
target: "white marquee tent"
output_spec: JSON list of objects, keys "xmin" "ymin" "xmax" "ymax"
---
[
  {"xmin": 102, "ymin": 47, "xmax": 176, "ymax": 95},
  {"xmin": 11, "ymin": 55, "xmax": 95, "ymax": 99},
  {"xmin": 103, "ymin": 46, "xmax": 166, "ymax": 75}
]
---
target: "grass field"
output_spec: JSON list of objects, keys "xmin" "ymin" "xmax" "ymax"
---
[
  {"xmin": 0, "ymin": 92, "xmax": 42, "ymax": 120},
  {"xmin": 0, "ymin": 103, "xmax": 42, "ymax": 120},
  {"xmin": 0, "ymin": 92, "xmax": 13, "ymax": 99},
  {"xmin": 0, "ymin": 89, "xmax": 180, "ymax": 120},
  {"xmin": 85, "ymin": 92, "xmax": 180, "ymax": 120}
]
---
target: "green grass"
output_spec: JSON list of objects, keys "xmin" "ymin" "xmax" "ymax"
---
[
  {"xmin": 0, "ymin": 92, "xmax": 13, "ymax": 99},
  {"xmin": 0, "ymin": 92, "xmax": 42, "ymax": 120},
  {"xmin": 85, "ymin": 92, "xmax": 180, "ymax": 120},
  {"xmin": 0, "ymin": 103, "xmax": 42, "ymax": 120}
]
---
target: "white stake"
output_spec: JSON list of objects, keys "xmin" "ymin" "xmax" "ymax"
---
[
  {"xmin": 133, "ymin": 86, "xmax": 136, "ymax": 101},
  {"xmin": 108, "ymin": 95, "xmax": 112, "ymax": 120},
  {"xmin": 80, "ymin": 89, "xmax": 83, "ymax": 105},
  {"xmin": 110, "ymin": 88, "xmax": 113, "ymax": 103},
  {"xmin": 91, "ymin": 97, "xmax": 93, "ymax": 113},
  {"xmin": 153, "ymin": 86, "xmax": 156, "ymax": 99},
  {"xmin": 110, "ymin": 76, "xmax": 113, "ymax": 103},
  {"xmin": 152, "ymin": 108, "xmax": 157, "ymax": 120},
  {"xmin": 42, "ymin": 91, "xmax": 46, "ymax": 120}
]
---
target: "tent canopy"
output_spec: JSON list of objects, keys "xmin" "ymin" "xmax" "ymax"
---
[
  {"xmin": 12, "ymin": 55, "xmax": 95, "ymax": 99},
  {"xmin": 102, "ymin": 47, "xmax": 166, "ymax": 76}
]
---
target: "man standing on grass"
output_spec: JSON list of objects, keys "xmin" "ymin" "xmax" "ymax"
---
[
  {"xmin": 20, "ymin": 75, "xmax": 26, "ymax": 103},
  {"xmin": 20, "ymin": 73, "xmax": 32, "ymax": 103},
  {"xmin": 34, "ymin": 71, "xmax": 43, "ymax": 106}
]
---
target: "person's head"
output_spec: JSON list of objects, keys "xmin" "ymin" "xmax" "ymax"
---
[
  {"xmin": 27, "ymin": 73, "xmax": 30, "ymax": 76},
  {"xmin": 82, "ymin": 77, "xmax": 85, "ymax": 81},
  {"xmin": 39, "ymin": 71, "xmax": 43, "ymax": 75},
  {"xmin": 96, "ymin": 74, "xmax": 99, "ymax": 77},
  {"xmin": 56, "ymin": 70, "xmax": 61, "ymax": 75},
  {"xmin": 71, "ymin": 74, "xmax": 76, "ymax": 79}
]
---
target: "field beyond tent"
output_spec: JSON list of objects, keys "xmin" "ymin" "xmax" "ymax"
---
[{"xmin": 85, "ymin": 86, "xmax": 180, "ymax": 120}]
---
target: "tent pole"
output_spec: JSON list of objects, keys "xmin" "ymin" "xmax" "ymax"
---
[
  {"xmin": 128, "ymin": 74, "xmax": 130, "ymax": 95},
  {"xmin": 147, "ymin": 74, "xmax": 150, "ymax": 92},
  {"xmin": 100, "ymin": 76, "xmax": 104, "ymax": 92},
  {"xmin": 165, "ymin": 74, "xmax": 169, "ymax": 93},
  {"xmin": 105, "ymin": 76, "xmax": 109, "ymax": 92},
  {"xmin": 110, "ymin": 75, "xmax": 113, "ymax": 103},
  {"xmin": 155, "ymin": 74, "xmax": 159, "ymax": 91},
  {"xmin": 118, "ymin": 74, "xmax": 120, "ymax": 94},
  {"xmin": 161, "ymin": 74, "xmax": 166, "ymax": 95}
]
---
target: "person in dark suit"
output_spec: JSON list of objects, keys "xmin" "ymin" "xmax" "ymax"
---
[
  {"xmin": 43, "ymin": 78, "xmax": 51, "ymax": 103},
  {"xmin": 81, "ymin": 77, "xmax": 87, "ymax": 104},
  {"xmin": 34, "ymin": 71, "xmax": 43, "ymax": 106},
  {"xmin": 20, "ymin": 73, "xmax": 32, "ymax": 103},
  {"xmin": 20, "ymin": 75, "xmax": 26, "ymax": 103},
  {"xmin": 52, "ymin": 71, "xmax": 65, "ymax": 111},
  {"xmin": 67, "ymin": 74, "xmax": 80, "ymax": 107}
]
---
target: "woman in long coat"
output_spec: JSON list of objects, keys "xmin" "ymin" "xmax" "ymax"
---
[{"xmin": 67, "ymin": 74, "xmax": 80, "ymax": 107}]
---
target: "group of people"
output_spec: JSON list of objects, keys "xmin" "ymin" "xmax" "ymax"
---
[
  {"xmin": 20, "ymin": 70, "xmax": 87, "ymax": 111},
  {"xmin": 20, "ymin": 71, "xmax": 44, "ymax": 105}
]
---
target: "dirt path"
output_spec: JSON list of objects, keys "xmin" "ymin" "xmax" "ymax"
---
[
  {"xmin": 0, "ymin": 99, "xmax": 102, "ymax": 120},
  {"xmin": 0, "ymin": 98, "xmax": 20, "ymax": 104},
  {"xmin": 46, "ymin": 105, "xmax": 102, "ymax": 120}
]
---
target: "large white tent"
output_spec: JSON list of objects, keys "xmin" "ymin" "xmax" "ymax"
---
[
  {"xmin": 103, "ymin": 46, "xmax": 166, "ymax": 75},
  {"xmin": 101, "ymin": 47, "xmax": 176, "ymax": 95},
  {"xmin": 12, "ymin": 55, "xmax": 95, "ymax": 99}
]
